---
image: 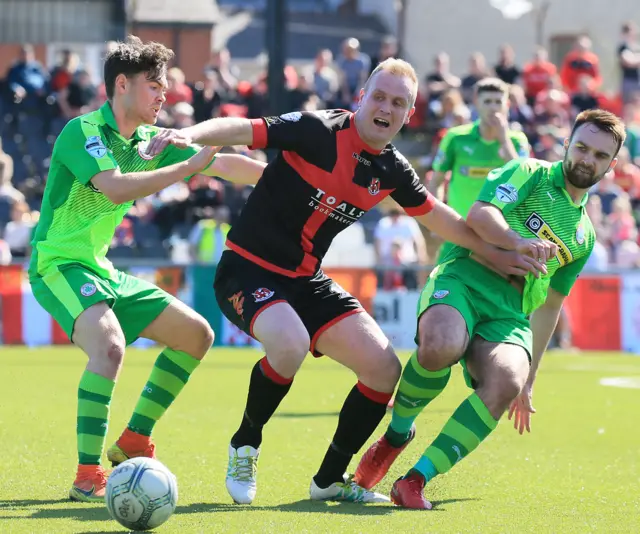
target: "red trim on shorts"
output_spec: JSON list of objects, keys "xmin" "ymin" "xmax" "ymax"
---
[
  {"xmin": 226, "ymin": 240, "xmax": 303, "ymax": 278},
  {"xmin": 248, "ymin": 118, "xmax": 268, "ymax": 150},
  {"xmin": 309, "ymin": 308, "xmax": 365, "ymax": 357},
  {"xmin": 259, "ymin": 356, "xmax": 293, "ymax": 385},
  {"xmin": 356, "ymin": 381, "xmax": 393, "ymax": 405},
  {"xmin": 403, "ymin": 193, "xmax": 437, "ymax": 217},
  {"xmin": 248, "ymin": 299, "xmax": 288, "ymax": 338}
]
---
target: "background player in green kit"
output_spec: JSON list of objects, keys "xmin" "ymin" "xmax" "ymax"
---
[
  {"xmin": 354, "ymin": 110, "xmax": 626, "ymax": 508},
  {"xmin": 428, "ymin": 78, "xmax": 530, "ymax": 260},
  {"xmin": 28, "ymin": 36, "xmax": 267, "ymax": 502}
]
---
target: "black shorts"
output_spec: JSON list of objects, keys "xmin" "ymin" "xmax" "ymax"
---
[{"xmin": 214, "ymin": 250, "xmax": 363, "ymax": 356}]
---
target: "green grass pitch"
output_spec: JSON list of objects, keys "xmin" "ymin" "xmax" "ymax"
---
[{"xmin": 0, "ymin": 347, "xmax": 638, "ymax": 533}]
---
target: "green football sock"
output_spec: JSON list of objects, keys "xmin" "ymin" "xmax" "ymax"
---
[
  {"xmin": 413, "ymin": 392, "xmax": 498, "ymax": 482},
  {"xmin": 385, "ymin": 351, "xmax": 451, "ymax": 447},
  {"xmin": 77, "ymin": 370, "xmax": 115, "ymax": 465},
  {"xmin": 127, "ymin": 348, "xmax": 201, "ymax": 437}
]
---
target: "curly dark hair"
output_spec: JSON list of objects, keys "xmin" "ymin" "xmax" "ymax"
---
[{"xmin": 104, "ymin": 35, "xmax": 174, "ymax": 99}]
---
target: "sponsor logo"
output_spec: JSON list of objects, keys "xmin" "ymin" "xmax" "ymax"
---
[
  {"xmin": 368, "ymin": 177, "xmax": 381, "ymax": 195},
  {"xmin": 280, "ymin": 111, "xmax": 302, "ymax": 122},
  {"xmin": 309, "ymin": 188, "xmax": 366, "ymax": 226},
  {"xmin": 433, "ymin": 289, "xmax": 449, "ymax": 299},
  {"xmin": 352, "ymin": 152, "xmax": 371, "ymax": 166},
  {"xmin": 80, "ymin": 283, "xmax": 97, "ymax": 297},
  {"xmin": 525, "ymin": 213, "xmax": 572, "ymax": 266},
  {"xmin": 84, "ymin": 136, "xmax": 107, "ymax": 158},
  {"xmin": 495, "ymin": 183, "xmax": 519, "ymax": 204},
  {"xmin": 252, "ymin": 288, "xmax": 274, "ymax": 302},
  {"xmin": 576, "ymin": 224, "xmax": 585, "ymax": 245},
  {"xmin": 228, "ymin": 291, "xmax": 245, "ymax": 319}
]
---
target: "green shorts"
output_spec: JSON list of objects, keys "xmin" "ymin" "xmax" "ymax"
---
[
  {"xmin": 30, "ymin": 264, "xmax": 174, "ymax": 345},
  {"xmin": 417, "ymin": 256, "xmax": 532, "ymax": 388}
]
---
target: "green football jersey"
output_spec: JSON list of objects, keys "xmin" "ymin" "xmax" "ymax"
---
[
  {"xmin": 29, "ymin": 102, "xmax": 199, "ymax": 279},
  {"xmin": 432, "ymin": 121, "xmax": 530, "ymax": 217},
  {"xmin": 445, "ymin": 158, "xmax": 595, "ymax": 315}
]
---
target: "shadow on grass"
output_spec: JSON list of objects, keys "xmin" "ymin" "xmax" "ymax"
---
[{"xmin": 274, "ymin": 412, "xmax": 340, "ymax": 419}]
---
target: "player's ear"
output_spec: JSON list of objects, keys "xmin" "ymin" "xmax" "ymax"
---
[
  {"xmin": 115, "ymin": 73, "xmax": 128, "ymax": 95},
  {"xmin": 357, "ymin": 88, "xmax": 365, "ymax": 105},
  {"xmin": 609, "ymin": 157, "xmax": 619, "ymax": 172},
  {"xmin": 406, "ymin": 106, "xmax": 415, "ymax": 124},
  {"xmin": 563, "ymin": 138, "xmax": 570, "ymax": 150}
]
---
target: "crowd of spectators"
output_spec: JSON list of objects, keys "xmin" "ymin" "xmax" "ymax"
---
[{"xmin": 2, "ymin": 22, "xmax": 640, "ymax": 278}]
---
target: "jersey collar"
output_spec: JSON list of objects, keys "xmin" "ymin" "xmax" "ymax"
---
[
  {"xmin": 551, "ymin": 160, "xmax": 588, "ymax": 208},
  {"xmin": 99, "ymin": 101, "xmax": 145, "ymax": 142}
]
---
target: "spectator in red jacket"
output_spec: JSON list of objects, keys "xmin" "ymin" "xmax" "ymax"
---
[
  {"xmin": 521, "ymin": 47, "xmax": 557, "ymax": 104},
  {"xmin": 560, "ymin": 35, "xmax": 602, "ymax": 93}
]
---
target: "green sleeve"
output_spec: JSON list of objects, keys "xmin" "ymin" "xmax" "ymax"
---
[
  {"xmin": 156, "ymin": 143, "xmax": 216, "ymax": 180},
  {"xmin": 550, "ymin": 247, "xmax": 592, "ymax": 296},
  {"xmin": 512, "ymin": 131, "xmax": 530, "ymax": 158},
  {"xmin": 431, "ymin": 130, "xmax": 457, "ymax": 173},
  {"xmin": 55, "ymin": 118, "xmax": 118, "ymax": 185},
  {"xmin": 476, "ymin": 158, "xmax": 542, "ymax": 215}
]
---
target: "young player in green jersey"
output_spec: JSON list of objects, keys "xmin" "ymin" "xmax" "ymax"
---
[
  {"xmin": 28, "ymin": 36, "xmax": 267, "ymax": 502},
  {"xmin": 429, "ymin": 78, "xmax": 530, "ymax": 260},
  {"xmin": 354, "ymin": 109, "xmax": 626, "ymax": 508}
]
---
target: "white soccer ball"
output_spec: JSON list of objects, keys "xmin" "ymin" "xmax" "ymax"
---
[{"xmin": 106, "ymin": 457, "xmax": 178, "ymax": 531}]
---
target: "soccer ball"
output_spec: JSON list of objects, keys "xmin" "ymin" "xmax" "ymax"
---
[{"xmin": 105, "ymin": 457, "xmax": 178, "ymax": 531}]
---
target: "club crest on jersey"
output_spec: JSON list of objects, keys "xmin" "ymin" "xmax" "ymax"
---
[
  {"xmin": 80, "ymin": 283, "xmax": 97, "ymax": 297},
  {"xmin": 495, "ymin": 184, "xmax": 518, "ymax": 203},
  {"xmin": 368, "ymin": 178, "xmax": 381, "ymax": 196},
  {"xmin": 137, "ymin": 140, "xmax": 155, "ymax": 160},
  {"xmin": 252, "ymin": 288, "xmax": 274, "ymax": 302},
  {"xmin": 85, "ymin": 136, "xmax": 107, "ymax": 158}
]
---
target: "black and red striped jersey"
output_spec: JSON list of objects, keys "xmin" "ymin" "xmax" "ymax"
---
[{"xmin": 226, "ymin": 109, "xmax": 435, "ymax": 277}]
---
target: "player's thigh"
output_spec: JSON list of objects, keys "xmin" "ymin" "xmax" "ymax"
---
[
  {"xmin": 415, "ymin": 267, "xmax": 475, "ymax": 371},
  {"xmin": 464, "ymin": 336, "xmax": 530, "ymax": 401},
  {"xmin": 72, "ymin": 302, "xmax": 126, "ymax": 366},
  {"xmin": 139, "ymin": 298, "xmax": 214, "ymax": 359},
  {"xmin": 213, "ymin": 251, "xmax": 310, "ymax": 357},
  {"xmin": 297, "ymin": 272, "xmax": 400, "ymax": 392},
  {"xmin": 314, "ymin": 308, "xmax": 401, "ymax": 393},
  {"xmin": 108, "ymin": 271, "xmax": 182, "ymax": 347},
  {"xmin": 30, "ymin": 265, "xmax": 121, "ymax": 354}
]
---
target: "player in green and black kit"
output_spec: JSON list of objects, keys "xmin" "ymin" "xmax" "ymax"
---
[
  {"xmin": 429, "ymin": 78, "xmax": 530, "ymax": 260},
  {"xmin": 28, "ymin": 36, "xmax": 267, "ymax": 502},
  {"xmin": 354, "ymin": 110, "xmax": 626, "ymax": 508}
]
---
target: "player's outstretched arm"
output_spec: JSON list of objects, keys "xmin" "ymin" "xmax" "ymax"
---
[
  {"xmin": 508, "ymin": 288, "xmax": 565, "ymax": 434},
  {"xmin": 467, "ymin": 201, "xmax": 558, "ymax": 263},
  {"xmin": 92, "ymin": 146, "xmax": 219, "ymax": 204},
  {"xmin": 205, "ymin": 153, "xmax": 267, "ymax": 185},
  {"xmin": 415, "ymin": 200, "xmax": 547, "ymax": 277},
  {"xmin": 146, "ymin": 118, "xmax": 254, "ymax": 156}
]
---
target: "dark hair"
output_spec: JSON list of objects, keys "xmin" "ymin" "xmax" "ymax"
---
[
  {"xmin": 570, "ymin": 109, "xmax": 627, "ymax": 155},
  {"xmin": 474, "ymin": 77, "xmax": 509, "ymax": 96},
  {"xmin": 104, "ymin": 35, "xmax": 174, "ymax": 100}
]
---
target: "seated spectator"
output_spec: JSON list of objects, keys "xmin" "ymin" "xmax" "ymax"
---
[
  {"xmin": 165, "ymin": 67, "xmax": 192, "ymax": 108},
  {"xmin": 3, "ymin": 200, "xmax": 35, "ymax": 258},
  {"xmin": 7, "ymin": 44, "xmax": 48, "ymax": 112},
  {"xmin": 374, "ymin": 206, "xmax": 427, "ymax": 290},
  {"xmin": 336, "ymin": 37, "xmax": 371, "ymax": 110},
  {"xmin": 188, "ymin": 205, "xmax": 231, "ymax": 264},
  {"xmin": 306, "ymin": 48, "xmax": 339, "ymax": 108},
  {"xmin": 521, "ymin": 46, "xmax": 557, "ymax": 105},
  {"xmin": 494, "ymin": 43, "xmax": 521, "ymax": 85},
  {"xmin": 192, "ymin": 71, "xmax": 224, "ymax": 123},
  {"xmin": 49, "ymin": 49, "xmax": 80, "ymax": 93},
  {"xmin": 608, "ymin": 195, "xmax": 637, "ymax": 264},
  {"xmin": 570, "ymin": 75, "xmax": 600, "ymax": 118},
  {"xmin": 460, "ymin": 52, "xmax": 490, "ymax": 103},
  {"xmin": 592, "ymin": 171, "xmax": 625, "ymax": 214},
  {"xmin": 560, "ymin": 35, "xmax": 602, "ymax": 94},
  {"xmin": 57, "ymin": 69, "xmax": 98, "ymax": 120},
  {"xmin": 425, "ymin": 52, "xmax": 461, "ymax": 108},
  {"xmin": 611, "ymin": 146, "xmax": 640, "ymax": 207}
]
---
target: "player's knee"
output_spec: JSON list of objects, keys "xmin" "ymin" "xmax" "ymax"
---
[
  {"xmin": 265, "ymin": 329, "xmax": 310, "ymax": 374},
  {"xmin": 368, "ymin": 346, "xmax": 402, "ymax": 391},
  {"xmin": 193, "ymin": 318, "xmax": 215, "ymax": 360},
  {"xmin": 479, "ymin": 369, "xmax": 525, "ymax": 415},
  {"xmin": 104, "ymin": 337, "xmax": 126, "ymax": 369},
  {"xmin": 417, "ymin": 330, "xmax": 465, "ymax": 372}
]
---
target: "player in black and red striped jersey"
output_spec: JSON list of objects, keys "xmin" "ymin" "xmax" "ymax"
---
[{"xmin": 148, "ymin": 58, "xmax": 545, "ymax": 505}]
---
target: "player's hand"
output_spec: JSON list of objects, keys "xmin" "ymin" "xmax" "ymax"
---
[
  {"xmin": 186, "ymin": 146, "xmax": 221, "ymax": 174},
  {"xmin": 489, "ymin": 248, "xmax": 547, "ymax": 278},
  {"xmin": 515, "ymin": 237, "xmax": 557, "ymax": 266},
  {"xmin": 487, "ymin": 112, "xmax": 510, "ymax": 139},
  {"xmin": 147, "ymin": 128, "xmax": 193, "ymax": 156},
  {"xmin": 508, "ymin": 383, "xmax": 535, "ymax": 434}
]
